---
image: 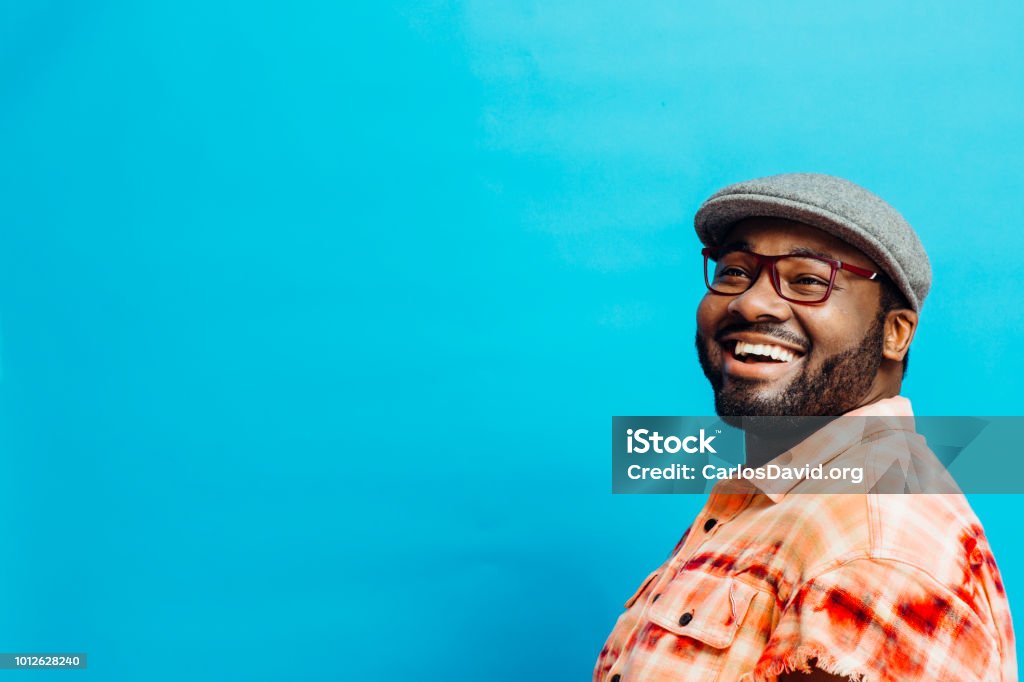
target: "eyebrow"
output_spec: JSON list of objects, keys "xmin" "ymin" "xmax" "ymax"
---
[
  {"xmin": 786, "ymin": 246, "xmax": 839, "ymax": 261},
  {"xmin": 717, "ymin": 241, "xmax": 838, "ymax": 261},
  {"xmin": 717, "ymin": 240, "xmax": 752, "ymax": 254}
]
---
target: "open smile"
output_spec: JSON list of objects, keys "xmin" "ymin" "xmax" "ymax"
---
[{"xmin": 718, "ymin": 335, "xmax": 807, "ymax": 381}]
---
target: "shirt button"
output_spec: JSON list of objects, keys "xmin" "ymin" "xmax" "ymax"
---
[
  {"xmin": 703, "ymin": 518, "xmax": 717, "ymax": 532},
  {"xmin": 678, "ymin": 612, "xmax": 693, "ymax": 626}
]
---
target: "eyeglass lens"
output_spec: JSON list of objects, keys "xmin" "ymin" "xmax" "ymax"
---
[{"xmin": 707, "ymin": 251, "xmax": 834, "ymax": 302}]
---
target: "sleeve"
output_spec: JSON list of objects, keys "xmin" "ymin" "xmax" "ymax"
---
[{"xmin": 743, "ymin": 558, "xmax": 1004, "ymax": 682}]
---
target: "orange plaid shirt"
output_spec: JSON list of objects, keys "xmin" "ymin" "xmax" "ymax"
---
[{"xmin": 595, "ymin": 397, "xmax": 1016, "ymax": 681}]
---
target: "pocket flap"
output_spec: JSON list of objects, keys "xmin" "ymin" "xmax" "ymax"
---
[{"xmin": 647, "ymin": 571, "xmax": 757, "ymax": 648}]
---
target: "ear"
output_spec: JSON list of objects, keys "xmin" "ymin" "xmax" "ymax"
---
[{"xmin": 883, "ymin": 308, "xmax": 918, "ymax": 362}]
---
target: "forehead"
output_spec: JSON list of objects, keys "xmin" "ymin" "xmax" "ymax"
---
[{"xmin": 723, "ymin": 217, "xmax": 877, "ymax": 270}]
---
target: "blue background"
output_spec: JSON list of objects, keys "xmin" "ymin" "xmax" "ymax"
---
[{"xmin": 1, "ymin": 2, "xmax": 1023, "ymax": 680}]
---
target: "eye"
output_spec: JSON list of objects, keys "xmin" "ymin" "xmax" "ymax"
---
[
  {"xmin": 793, "ymin": 275, "xmax": 829, "ymax": 286},
  {"xmin": 718, "ymin": 266, "xmax": 751, "ymax": 278}
]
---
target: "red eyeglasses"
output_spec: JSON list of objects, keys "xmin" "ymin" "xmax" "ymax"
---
[{"xmin": 702, "ymin": 247, "xmax": 880, "ymax": 304}]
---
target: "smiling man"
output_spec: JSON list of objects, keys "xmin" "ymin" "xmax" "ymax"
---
[{"xmin": 594, "ymin": 174, "xmax": 1016, "ymax": 681}]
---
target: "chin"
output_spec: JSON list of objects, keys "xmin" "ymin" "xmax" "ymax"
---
[{"xmin": 712, "ymin": 381, "xmax": 796, "ymax": 424}]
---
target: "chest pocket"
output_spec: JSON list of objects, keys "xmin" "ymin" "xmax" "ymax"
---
[{"xmin": 647, "ymin": 570, "xmax": 758, "ymax": 649}]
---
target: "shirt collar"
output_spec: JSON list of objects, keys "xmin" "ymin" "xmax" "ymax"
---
[
  {"xmin": 843, "ymin": 395, "xmax": 914, "ymax": 418},
  {"xmin": 748, "ymin": 396, "xmax": 916, "ymax": 503}
]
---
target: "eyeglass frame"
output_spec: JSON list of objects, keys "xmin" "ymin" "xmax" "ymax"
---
[{"xmin": 701, "ymin": 246, "xmax": 881, "ymax": 305}]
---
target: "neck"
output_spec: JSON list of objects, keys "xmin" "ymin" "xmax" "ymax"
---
[
  {"xmin": 851, "ymin": 365, "xmax": 903, "ymax": 412},
  {"xmin": 740, "ymin": 386, "xmax": 903, "ymax": 467}
]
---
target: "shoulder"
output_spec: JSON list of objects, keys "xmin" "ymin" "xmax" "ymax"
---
[
  {"xmin": 768, "ymin": 492, "xmax": 989, "ymax": 597},
  {"xmin": 866, "ymin": 493, "xmax": 984, "ymax": 588}
]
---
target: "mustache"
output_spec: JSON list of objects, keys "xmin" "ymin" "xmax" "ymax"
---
[{"xmin": 712, "ymin": 322, "xmax": 810, "ymax": 352}]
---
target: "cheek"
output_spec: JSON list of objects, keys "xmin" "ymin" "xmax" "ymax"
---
[
  {"xmin": 696, "ymin": 295, "xmax": 723, "ymax": 335},
  {"xmin": 799, "ymin": 307, "xmax": 869, "ymax": 356}
]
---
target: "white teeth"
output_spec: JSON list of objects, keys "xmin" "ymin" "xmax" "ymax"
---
[{"xmin": 733, "ymin": 341, "xmax": 798, "ymax": 362}]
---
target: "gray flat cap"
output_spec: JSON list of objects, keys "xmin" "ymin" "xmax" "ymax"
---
[{"xmin": 694, "ymin": 173, "xmax": 931, "ymax": 311}]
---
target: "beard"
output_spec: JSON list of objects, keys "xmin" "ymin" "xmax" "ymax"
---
[{"xmin": 695, "ymin": 313, "xmax": 885, "ymax": 423}]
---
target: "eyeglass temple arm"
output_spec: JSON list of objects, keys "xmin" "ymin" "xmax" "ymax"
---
[{"xmin": 839, "ymin": 262, "xmax": 880, "ymax": 280}]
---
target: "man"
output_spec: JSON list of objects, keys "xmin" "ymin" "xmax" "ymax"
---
[{"xmin": 594, "ymin": 174, "xmax": 1016, "ymax": 681}]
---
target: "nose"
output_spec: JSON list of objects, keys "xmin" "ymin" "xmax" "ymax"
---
[{"xmin": 726, "ymin": 268, "xmax": 793, "ymax": 322}]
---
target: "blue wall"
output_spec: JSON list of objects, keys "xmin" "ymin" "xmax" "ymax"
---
[{"xmin": 1, "ymin": 2, "xmax": 1022, "ymax": 679}]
